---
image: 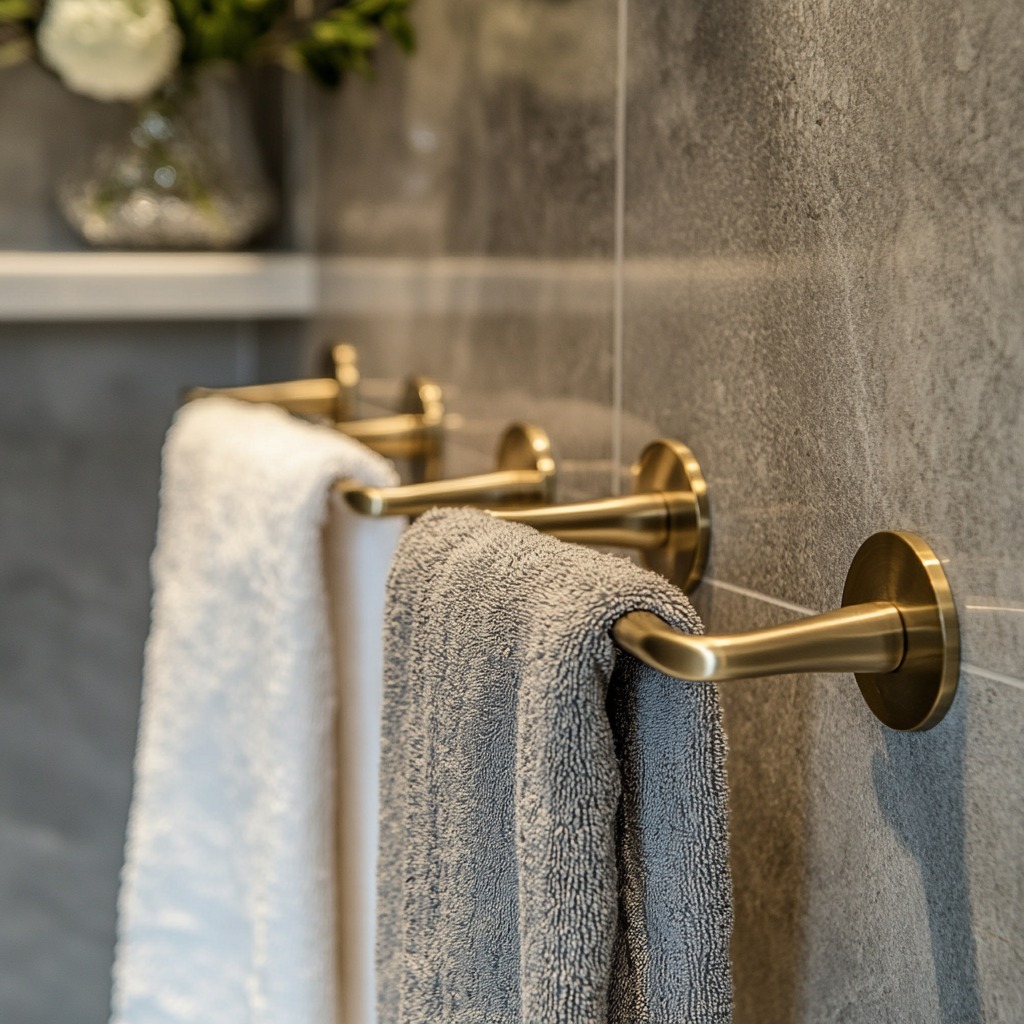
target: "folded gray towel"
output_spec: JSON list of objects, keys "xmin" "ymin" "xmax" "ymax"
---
[{"xmin": 377, "ymin": 507, "xmax": 732, "ymax": 1023}]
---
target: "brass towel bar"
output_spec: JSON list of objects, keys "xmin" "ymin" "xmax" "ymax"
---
[
  {"xmin": 186, "ymin": 342, "xmax": 360, "ymax": 421},
  {"xmin": 343, "ymin": 431, "xmax": 959, "ymax": 731},
  {"xmin": 339, "ymin": 431, "xmax": 711, "ymax": 592},
  {"xmin": 185, "ymin": 343, "xmax": 448, "ymax": 463},
  {"xmin": 613, "ymin": 530, "xmax": 960, "ymax": 731},
  {"xmin": 185, "ymin": 362, "xmax": 964, "ymax": 733},
  {"xmin": 338, "ymin": 423, "xmax": 557, "ymax": 515},
  {"xmin": 490, "ymin": 438, "xmax": 711, "ymax": 594}
]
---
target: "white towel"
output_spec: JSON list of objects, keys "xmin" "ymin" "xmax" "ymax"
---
[
  {"xmin": 110, "ymin": 397, "xmax": 401, "ymax": 1024},
  {"xmin": 324, "ymin": 490, "xmax": 404, "ymax": 1024}
]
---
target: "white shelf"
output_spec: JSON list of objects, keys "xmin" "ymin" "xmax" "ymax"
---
[{"xmin": 0, "ymin": 251, "xmax": 318, "ymax": 321}]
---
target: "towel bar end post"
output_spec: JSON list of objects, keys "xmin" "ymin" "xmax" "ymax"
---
[
  {"xmin": 613, "ymin": 531, "xmax": 960, "ymax": 732},
  {"xmin": 842, "ymin": 530, "xmax": 960, "ymax": 732},
  {"xmin": 634, "ymin": 439, "xmax": 711, "ymax": 594}
]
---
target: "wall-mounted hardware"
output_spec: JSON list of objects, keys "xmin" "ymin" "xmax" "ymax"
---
[
  {"xmin": 185, "ymin": 344, "xmax": 446, "ymax": 474},
  {"xmin": 338, "ymin": 423, "xmax": 556, "ymax": 517},
  {"xmin": 490, "ymin": 439, "xmax": 710, "ymax": 594},
  {"xmin": 613, "ymin": 531, "xmax": 960, "ymax": 731},
  {"xmin": 187, "ymin": 342, "xmax": 360, "ymax": 422}
]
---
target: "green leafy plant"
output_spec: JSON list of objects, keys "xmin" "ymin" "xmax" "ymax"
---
[
  {"xmin": 290, "ymin": 0, "xmax": 414, "ymax": 87},
  {"xmin": 0, "ymin": 0, "xmax": 39, "ymax": 67},
  {"xmin": 0, "ymin": 0, "xmax": 414, "ymax": 97}
]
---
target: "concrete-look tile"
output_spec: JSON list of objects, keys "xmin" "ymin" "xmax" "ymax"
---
[
  {"xmin": 315, "ymin": 257, "xmax": 618, "ymax": 484},
  {"xmin": 797, "ymin": 668, "xmax": 1024, "ymax": 1024},
  {"xmin": 621, "ymin": 0, "xmax": 1024, "ymax": 682},
  {"xmin": 0, "ymin": 434, "xmax": 161, "ymax": 1024},
  {"xmin": 962, "ymin": 673, "xmax": 1024, "ymax": 1024},
  {"xmin": 0, "ymin": 436, "xmax": 158, "ymax": 1019},
  {"xmin": 0, "ymin": 323, "xmax": 259, "ymax": 436},
  {"xmin": 691, "ymin": 580, "xmax": 1023, "ymax": 1023},
  {"xmin": 312, "ymin": 0, "xmax": 618, "ymax": 257}
]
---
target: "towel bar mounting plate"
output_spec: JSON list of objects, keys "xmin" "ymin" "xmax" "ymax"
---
[
  {"xmin": 842, "ymin": 530, "xmax": 959, "ymax": 731},
  {"xmin": 495, "ymin": 422, "xmax": 556, "ymax": 475},
  {"xmin": 613, "ymin": 530, "xmax": 960, "ymax": 731},
  {"xmin": 634, "ymin": 439, "xmax": 710, "ymax": 593}
]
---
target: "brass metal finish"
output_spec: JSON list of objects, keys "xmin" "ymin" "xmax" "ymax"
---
[
  {"xmin": 330, "ymin": 343, "xmax": 360, "ymax": 422},
  {"xmin": 634, "ymin": 440, "xmax": 710, "ymax": 593},
  {"xmin": 491, "ymin": 439, "xmax": 710, "ymax": 593},
  {"xmin": 186, "ymin": 341, "xmax": 360, "ymax": 421},
  {"xmin": 842, "ymin": 531, "xmax": 960, "ymax": 732},
  {"xmin": 613, "ymin": 604, "xmax": 905, "ymax": 681},
  {"xmin": 185, "ymin": 377, "xmax": 344, "ymax": 418},
  {"xmin": 185, "ymin": 344, "xmax": 447, "ymax": 468},
  {"xmin": 611, "ymin": 531, "xmax": 960, "ymax": 732},
  {"xmin": 338, "ymin": 377, "xmax": 445, "ymax": 460},
  {"xmin": 339, "ymin": 422, "xmax": 556, "ymax": 517}
]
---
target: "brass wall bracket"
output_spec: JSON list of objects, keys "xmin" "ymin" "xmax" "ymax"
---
[
  {"xmin": 339, "ymin": 422, "xmax": 557, "ymax": 517},
  {"xmin": 338, "ymin": 376, "xmax": 445, "ymax": 463},
  {"xmin": 491, "ymin": 439, "xmax": 710, "ymax": 593},
  {"xmin": 612, "ymin": 531, "xmax": 960, "ymax": 731},
  {"xmin": 185, "ymin": 344, "xmax": 447, "ymax": 473},
  {"xmin": 842, "ymin": 531, "xmax": 959, "ymax": 731},
  {"xmin": 186, "ymin": 342, "xmax": 360, "ymax": 422}
]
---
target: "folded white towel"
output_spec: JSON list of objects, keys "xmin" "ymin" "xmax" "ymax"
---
[{"xmin": 111, "ymin": 397, "xmax": 400, "ymax": 1024}]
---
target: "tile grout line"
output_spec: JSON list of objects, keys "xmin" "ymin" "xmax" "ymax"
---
[
  {"xmin": 962, "ymin": 665, "xmax": 1024, "ymax": 692},
  {"xmin": 704, "ymin": 577, "xmax": 1024, "ymax": 692},
  {"xmin": 704, "ymin": 576, "xmax": 819, "ymax": 618},
  {"xmin": 610, "ymin": 0, "xmax": 629, "ymax": 495}
]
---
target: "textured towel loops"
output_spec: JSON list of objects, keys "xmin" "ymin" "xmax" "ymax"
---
[
  {"xmin": 111, "ymin": 397, "xmax": 399, "ymax": 1024},
  {"xmin": 377, "ymin": 507, "xmax": 733, "ymax": 1024}
]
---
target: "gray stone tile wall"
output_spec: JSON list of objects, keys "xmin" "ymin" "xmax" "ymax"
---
[
  {"xmin": 316, "ymin": 0, "xmax": 1024, "ymax": 1019},
  {"xmin": 312, "ymin": 0, "xmax": 618, "ymax": 258}
]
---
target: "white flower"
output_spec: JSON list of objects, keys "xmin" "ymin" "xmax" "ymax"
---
[{"xmin": 38, "ymin": 0, "xmax": 182, "ymax": 103}]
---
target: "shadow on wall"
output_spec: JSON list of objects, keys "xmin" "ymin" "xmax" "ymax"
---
[
  {"xmin": 872, "ymin": 690, "xmax": 982, "ymax": 1024},
  {"xmin": 699, "ymin": 585, "xmax": 981, "ymax": 1024},
  {"xmin": 696, "ymin": 585, "xmax": 811, "ymax": 1024}
]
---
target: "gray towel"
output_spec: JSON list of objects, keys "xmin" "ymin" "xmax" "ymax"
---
[{"xmin": 377, "ymin": 507, "xmax": 732, "ymax": 1024}]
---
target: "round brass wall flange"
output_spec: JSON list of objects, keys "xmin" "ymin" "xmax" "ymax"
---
[
  {"xmin": 842, "ymin": 531, "xmax": 960, "ymax": 731},
  {"xmin": 496, "ymin": 423, "xmax": 558, "ymax": 501},
  {"xmin": 632, "ymin": 439, "xmax": 710, "ymax": 594},
  {"xmin": 496, "ymin": 422, "xmax": 556, "ymax": 473}
]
